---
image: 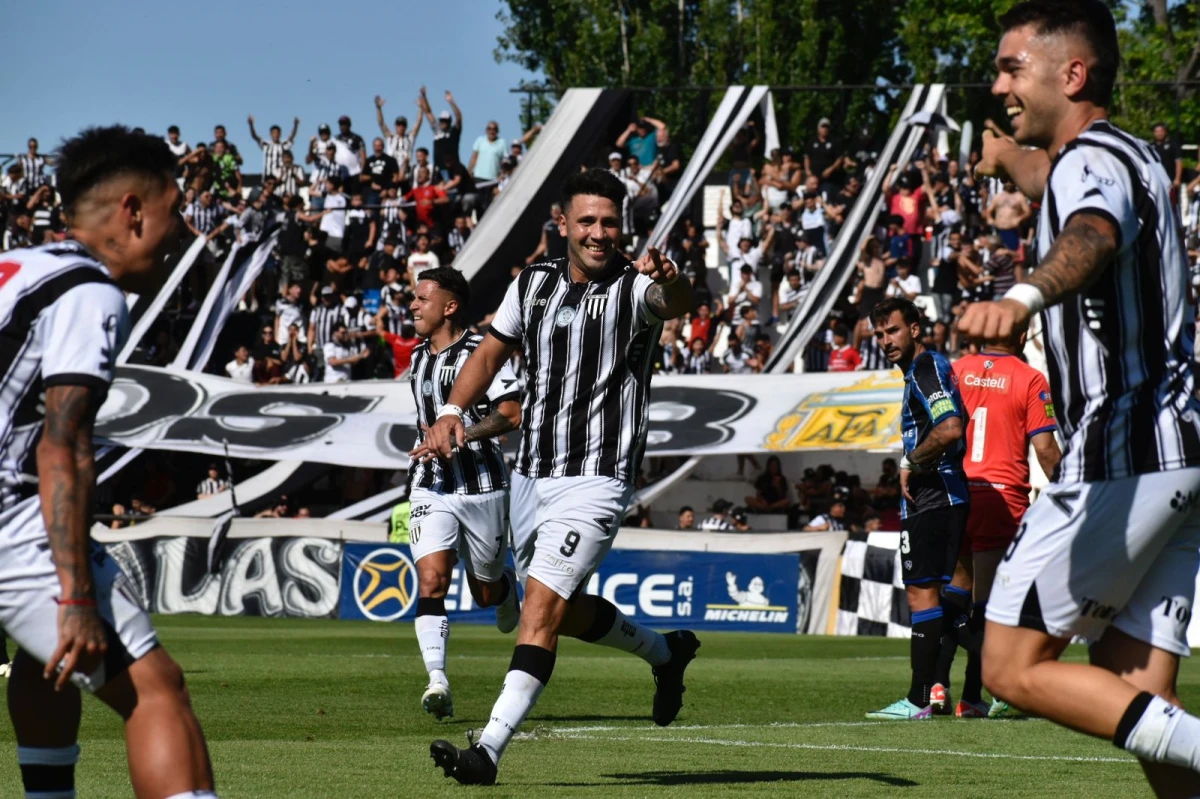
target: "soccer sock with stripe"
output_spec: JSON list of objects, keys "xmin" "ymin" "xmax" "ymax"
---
[
  {"xmin": 1116, "ymin": 692, "xmax": 1200, "ymax": 769},
  {"xmin": 414, "ymin": 597, "xmax": 449, "ymax": 682},
  {"xmin": 572, "ymin": 596, "xmax": 671, "ymax": 667},
  {"xmin": 18, "ymin": 744, "xmax": 79, "ymax": 799},
  {"xmin": 478, "ymin": 644, "xmax": 556, "ymax": 765},
  {"xmin": 908, "ymin": 606, "xmax": 943, "ymax": 708}
]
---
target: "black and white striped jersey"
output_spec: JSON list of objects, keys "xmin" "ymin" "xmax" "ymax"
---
[
  {"xmin": 0, "ymin": 241, "xmax": 128, "ymax": 512},
  {"xmin": 410, "ymin": 332, "xmax": 519, "ymax": 495},
  {"xmin": 186, "ymin": 201, "xmax": 225, "ymax": 235},
  {"xmin": 1037, "ymin": 119, "xmax": 1200, "ymax": 483},
  {"xmin": 16, "ymin": 155, "xmax": 48, "ymax": 189},
  {"xmin": 273, "ymin": 164, "xmax": 306, "ymax": 197},
  {"xmin": 259, "ymin": 140, "xmax": 291, "ymax": 179},
  {"xmin": 196, "ymin": 477, "xmax": 228, "ymax": 496},
  {"xmin": 309, "ymin": 302, "xmax": 343, "ymax": 349},
  {"xmin": 489, "ymin": 257, "xmax": 664, "ymax": 483}
]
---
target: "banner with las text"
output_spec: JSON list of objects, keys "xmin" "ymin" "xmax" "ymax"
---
[{"xmin": 95, "ymin": 366, "xmax": 905, "ymax": 468}]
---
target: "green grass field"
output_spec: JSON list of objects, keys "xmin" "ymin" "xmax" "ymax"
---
[{"xmin": 0, "ymin": 615, "xmax": 1182, "ymax": 797}]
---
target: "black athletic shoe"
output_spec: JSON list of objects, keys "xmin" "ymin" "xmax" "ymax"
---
[
  {"xmin": 430, "ymin": 739, "xmax": 498, "ymax": 786},
  {"xmin": 652, "ymin": 630, "xmax": 700, "ymax": 726}
]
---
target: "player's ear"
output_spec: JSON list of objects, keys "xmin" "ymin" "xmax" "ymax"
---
[{"xmin": 122, "ymin": 192, "xmax": 144, "ymax": 236}]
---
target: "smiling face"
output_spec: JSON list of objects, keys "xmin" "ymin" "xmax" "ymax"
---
[
  {"xmin": 992, "ymin": 25, "xmax": 1074, "ymax": 148},
  {"xmin": 560, "ymin": 193, "xmax": 621, "ymax": 278}
]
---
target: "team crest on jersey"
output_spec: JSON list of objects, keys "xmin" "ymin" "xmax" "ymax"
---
[
  {"xmin": 984, "ymin": 360, "xmax": 994, "ymax": 370},
  {"xmin": 438, "ymin": 364, "xmax": 456, "ymax": 384},
  {"xmin": 585, "ymin": 294, "xmax": 608, "ymax": 320},
  {"xmin": 421, "ymin": 380, "xmax": 434, "ymax": 396},
  {"xmin": 555, "ymin": 307, "xmax": 577, "ymax": 327}
]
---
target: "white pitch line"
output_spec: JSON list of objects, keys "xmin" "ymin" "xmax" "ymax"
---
[
  {"xmin": 542, "ymin": 732, "xmax": 1135, "ymax": 765},
  {"xmin": 520, "ymin": 718, "xmax": 1036, "ymax": 737}
]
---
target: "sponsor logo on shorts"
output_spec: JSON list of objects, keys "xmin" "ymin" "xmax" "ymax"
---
[
  {"xmin": 546, "ymin": 556, "xmax": 575, "ymax": 575},
  {"xmin": 1080, "ymin": 596, "xmax": 1118, "ymax": 620},
  {"xmin": 410, "ymin": 504, "xmax": 431, "ymax": 520},
  {"xmin": 353, "ymin": 548, "xmax": 418, "ymax": 622},
  {"xmin": 1160, "ymin": 596, "xmax": 1192, "ymax": 626}
]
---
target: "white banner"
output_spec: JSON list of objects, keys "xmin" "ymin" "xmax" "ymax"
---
[{"xmin": 94, "ymin": 366, "xmax": 906, "ymax": 468}]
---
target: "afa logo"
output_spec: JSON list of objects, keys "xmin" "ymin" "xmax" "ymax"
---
[{"xmin": 353, "ymin": 548, "xmax": 418, "ymax": 621}]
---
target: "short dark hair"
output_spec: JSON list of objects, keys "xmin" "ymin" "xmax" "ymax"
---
[
  {"xmin": 331, "ymin": 321, "xmax": 347, "ymax": 333},
  {"xmin": 869, "ymin": 296, "xmax": 922, "ymax": 329},
  {"xmin": 270, "ymin": 124, "xmax": 281, "ymax": 133},
  {"xmin": 560, "ymin": 168, "xmax": 626, "ymax": 215},
  {"xmin": 679, "ymin": 505, "xmax": 693, "ymax": 515},
  {"xmin": 401, "ymin": 324, "xmax": 416, "ymax": 338},
  {"xmin": 999, "ymin": 0, "xmax": 1119, "ymax": 107},
  {"xmin": 417, "ymin": 266, "xmax": 470, "ymax": 309},
  {"xmin": 832, "ymin": 325, "xmax": 849, "ymax": 339},
  {"xmin": 56, "ymin": 125, "xmax": 177, "ymax": 215},
  {"xmin": 167, "ymin": 125, "xmax": 180, "ymax": 135}
]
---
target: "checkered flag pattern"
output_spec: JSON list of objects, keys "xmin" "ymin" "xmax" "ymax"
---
[{"xmin": 836, "ymin": 538, "xmax": 911, "ymax": 638}]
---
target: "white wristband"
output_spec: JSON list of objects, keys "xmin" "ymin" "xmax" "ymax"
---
[
  {"xmin": 1004, "ymin": 283, "xmax": 1046, "ymax": 315},
  {"xmin": 900, "ymin": 455, "xmax": 922, "ymax": 473},
  {"xmin": 437, "ymin": 404, "xmax": 465, "ymax": 420}
]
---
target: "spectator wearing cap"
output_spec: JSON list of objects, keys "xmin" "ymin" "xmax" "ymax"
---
[
  {"xmin": 424, "ymin": 88, "xmax": 463, "ymax": 174},
  {"xmin": 374, "ymin": 93, "xmax": 424, "ymax": 189},
  {"xmin": 335, "ymin": 115, "xmax": 366, "ymax": 182},
  {"xmin": 196, "ymin": 464, "xmax": 230, "ymax": 499},
  {"xmin": 616, "ymin": 116, "xmax": 669, "ymax": 172},
  {"xmin": 804, "ymin": 499, "xmax": 847, "ymax": 532},
  {"xmin": 806, "ymin": 117, "xmax": 847, "ymax": 197},
  {"xmin": 248, "ymin": 115, "xmax": 299, "ymax": 179},
  {"xmin": 225, "ymin": 344, "xmax": 254, "ymax": 384},
  {"xmin": 323, "ymin": 323, "xmax": 369, "ymax": 383}
]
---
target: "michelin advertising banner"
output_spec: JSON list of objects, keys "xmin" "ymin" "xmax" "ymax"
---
[
  {"xmin": 338, "ymin": 543, "xmax": 800, "ymax": 633},
  {"xmin": 95, "ymin": 366, "xmax": 905, "ymax": 468}
]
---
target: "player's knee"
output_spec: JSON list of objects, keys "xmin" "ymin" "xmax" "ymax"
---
[{"xmin": 417, "ymin": 566, "xmax": 451, "ymax": 598}]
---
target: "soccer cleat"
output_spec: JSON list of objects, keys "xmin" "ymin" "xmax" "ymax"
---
[
  {"xmin": 930, "ymin": 683, "xmax": 953, "ymax": 715},
  {"xmin": 422, "ymin": 679, "xmax": 454, "ymax": 720},
  {"xmin": 495, "ymin": 568, "xmax": 521, "ymax": 634},
  {"xmin": 0, "ymin": 662, "xmax": 9, "ymax": 679},
  {"xmin": 865, "ymin": 697, "xmax": 934, "ymax": 720},
  {"xmin": 956, "ymin": 699, "xmax": 990, "ymax": 718},
  {"xmin": 652, "ymin": 630, "xmax": 700, "ymax": 726},
  {"xmin": 430, "ymin": 739, "xmax": 497, "ymax": 786},
  {"xmin": 988, "ymin": 698, "xmax": 1011, "ymax": 718}
]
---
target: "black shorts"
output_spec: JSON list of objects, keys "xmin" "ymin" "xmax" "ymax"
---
[{"xmin": 900, "ymin": 504, "xmax": 969, "ymax": 586}]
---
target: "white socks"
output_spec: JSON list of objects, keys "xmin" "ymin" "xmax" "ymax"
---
[
  {"xmin": 1118, "ymin": 693, "xmax": 1200, "ymax": 770},
  {"xmin": 477, "ymin": 645, "xmax": 556, "ymax": 765},
  {"xmin": 415, "ymin": 598, "xmax": 449, "ymax": 675},
  {"xmin": 163, "ymin": 792, "xmax": 219, "ymax": 799}
]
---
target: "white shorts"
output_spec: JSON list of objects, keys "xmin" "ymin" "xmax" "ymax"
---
[
  {"xmin": 987, "ymin": 468, "xmax": 1200, "ymax": 657},
  {"xmin": 510, "ymin": 473, "xmax": 634, "ymax": 600},
  {"xmin": 0, "ymin": 497, "xmax": 158, "ymax": 691},
  {"xmin": 408, "ymin": 487, "xmax": 509, "ymax": 583}
]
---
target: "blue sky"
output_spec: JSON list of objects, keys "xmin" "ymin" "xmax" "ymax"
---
[{"xmin": 0, "ymin": 0, "xmax": 542, "ymax": 169}]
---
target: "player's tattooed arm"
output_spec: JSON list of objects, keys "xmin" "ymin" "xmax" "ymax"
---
[
  {"xmin": 37, "ymin": 385, "xmax": 100, "ymax": 601},
  {"xmin": 907, "ymin": 416, "xmax": 964, "ymax": 468},
  {"xmin": 464, "ymin": 399, "xmax": 521, "ymax": 443},
  {"xmin": 646, "ymin": 277, "xmax": 696, "ymax": 321},
  {"xmin": 1024, "ymin": 213, "xmax": 1119, "ymax": 308}
]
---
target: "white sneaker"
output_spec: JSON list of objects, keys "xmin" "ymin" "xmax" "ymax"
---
[
  {"xmin": 495, "ymin": 567, "xmax": 521, "ymax": 634},
  {"xmin": 0, "ymin": 662, "xmax": 10, "ymax": 679},
  {"xmin": 422, "ymin": 679, "xmax": 454, "ymax": 720}
]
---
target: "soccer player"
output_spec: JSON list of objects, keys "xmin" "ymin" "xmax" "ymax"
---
[
  {"xmin": 865, "ymin": 297, "xmax": 968, "ymax": 720},
  {"xmin": 934, "ymin": 333, "xmax": 1061, "ymax": 718},
  {"xmin": 424, "ymin": 169, "xmax": 699, "ymax": 785},
  {"xmin": 404, "ymin": 267, "xmax": 522, "ymax": 720},
  {"xmin": 0, "ymin": 126, "xmax": 216, "ymax": 797},
  {"xmin": 959, "ymin": 1, "xmax": 1200, "ymax": 792}
]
